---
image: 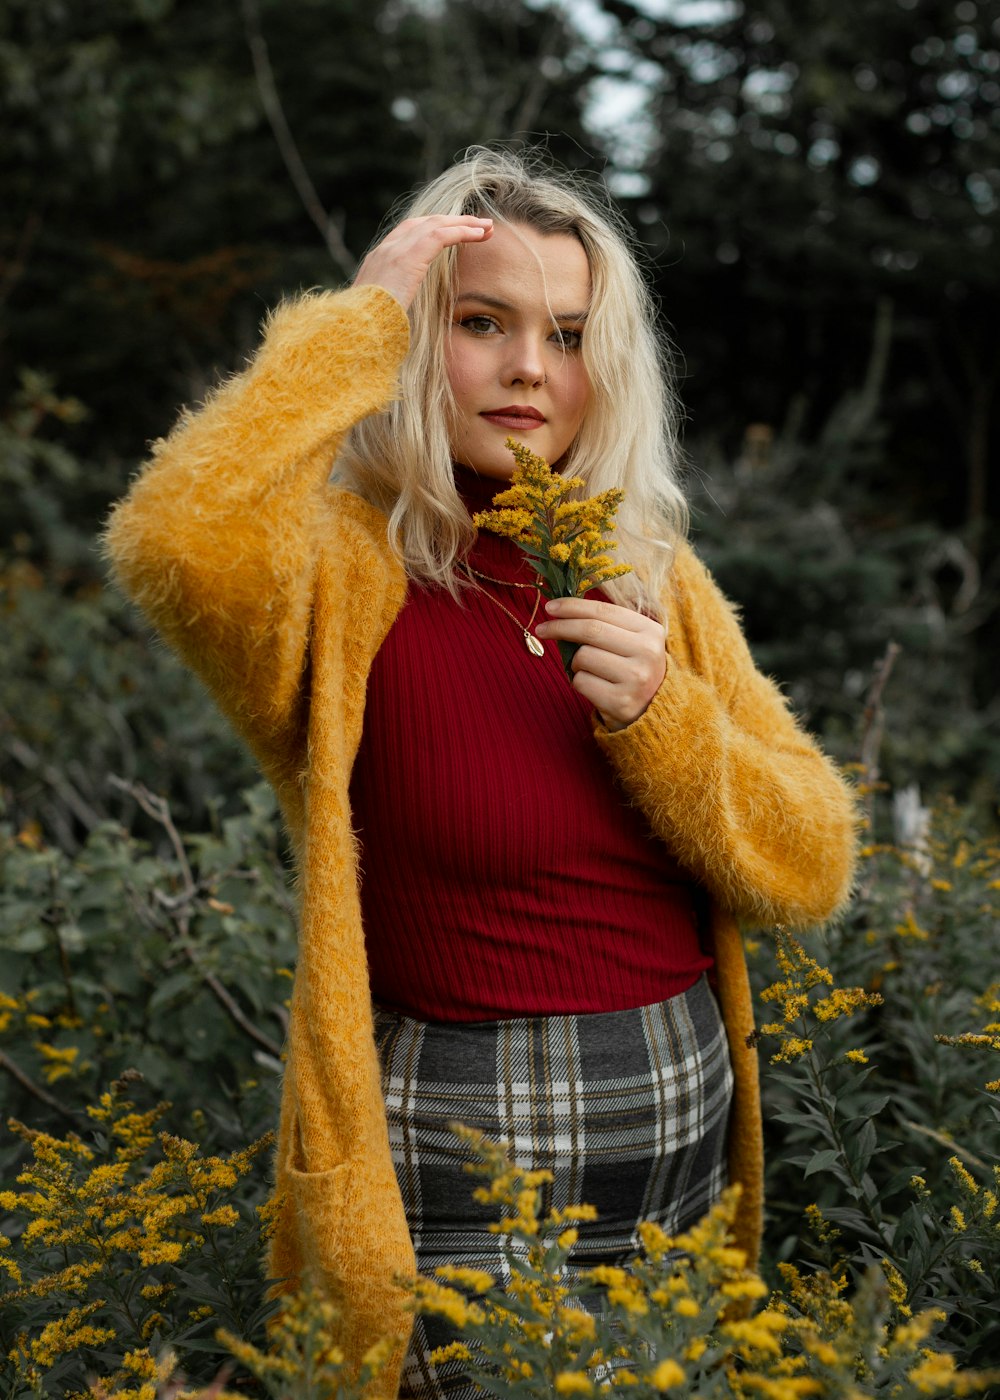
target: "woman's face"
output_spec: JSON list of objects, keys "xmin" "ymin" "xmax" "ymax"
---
[{"xmin": 444, "ymin": 221, "xmax": 592, "ymax": 481}]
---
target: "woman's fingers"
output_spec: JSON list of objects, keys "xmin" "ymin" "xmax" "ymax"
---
[
  {"xmin": 354, "ymin": 214, "xmax": 493, "ymax": 309},
  {"xmin": 534, "ymin": 598, "xmax": 668, "ymax": 728},
  {"xmin": 534, "ymin": 599, "xmax": 659, "ymax": 657}
]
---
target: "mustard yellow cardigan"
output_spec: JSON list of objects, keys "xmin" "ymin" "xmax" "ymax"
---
[{"xmin": 103, "ymin": 284, "xmax": 858, "ymax": 1396}]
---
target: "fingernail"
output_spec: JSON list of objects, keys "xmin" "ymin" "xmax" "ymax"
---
[{"xmin": 545, "ymin": 600, "xmax": 559, "ymax": 613}]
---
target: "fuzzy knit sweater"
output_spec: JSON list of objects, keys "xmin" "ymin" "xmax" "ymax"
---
[{"xmin": 103, "ymin": 283, "xmax": 859, "ymax": 1398}]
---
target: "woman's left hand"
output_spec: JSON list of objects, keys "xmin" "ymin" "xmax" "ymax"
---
[{"xmin": 534, "ymin": 597, "xmax": 668, "ymax": 732}]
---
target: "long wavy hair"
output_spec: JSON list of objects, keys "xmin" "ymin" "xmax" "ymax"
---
[{"xmin": 334, "ymin": 146, "xmax": 688, "ymax": 621}]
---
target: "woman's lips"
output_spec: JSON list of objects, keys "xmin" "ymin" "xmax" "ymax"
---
[{"xmin": 480, "ymin": 409, "xmax": 546, "ymax": 430}]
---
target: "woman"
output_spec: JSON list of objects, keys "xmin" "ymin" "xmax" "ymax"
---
[{"xmin": 103, "ymin": 147, "xmax": 857, "ymax": 1398}]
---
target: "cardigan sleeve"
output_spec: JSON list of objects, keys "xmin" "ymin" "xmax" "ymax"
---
[
  {"xmin": 101, "ymin": 284, "xmax": 409, "ymax": 765},
  {"xmin": 592, "ymin": 541, "xmax": 859, "ymax": 929}
]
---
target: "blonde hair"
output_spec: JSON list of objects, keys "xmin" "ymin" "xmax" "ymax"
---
[{"xmin": 334, "ymin": 145, "xmax": 688, "ymax": 621}]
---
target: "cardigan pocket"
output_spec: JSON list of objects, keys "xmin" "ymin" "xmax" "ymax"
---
[{"xmin": 284, "ymin": 1156, "xmax": 349, "ymax": 1292}]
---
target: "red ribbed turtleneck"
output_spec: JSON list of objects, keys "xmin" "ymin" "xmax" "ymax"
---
[{"xmin": 348, "ymin": 463, "xmax": 710, "ymax": 1021}]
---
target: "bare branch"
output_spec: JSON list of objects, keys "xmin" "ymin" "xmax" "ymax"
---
[
  {"xmin": 857, "ymin": 640, "xmax": 901, "ymax": 846},
  {"xmin": 199, "ymin": 967, "xmax": 283, "ymax": 1060},
  {"xmin": 240, "ymin": 0, "xmax": 356, "ymax": 279},
  {"xmin": 902, "ymin": 1118, "xmax": 989, "ymax": 1171},
  {"xmin": 107, "ymin": 774, "xmax": 284, "ymax": 1060},
  {"xmin": 0, "ymin": 1049, "xmax": 85, "ymax": 1129},
  {"xmin": 109, "ymin": 774, "xmax": 195, "ymax": 899},
  {"xmin": 3, "ymin": 727, "xmax": 104, "ymax": 834}
]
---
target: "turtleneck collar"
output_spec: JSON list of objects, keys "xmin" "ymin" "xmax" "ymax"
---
[
  {"xmin": 452, "ymin": 462, "xmax": 539, "ymax": 584},
  {"xmin": 452, "ymin": 462, "xmax": 511, "ymax": 515}
]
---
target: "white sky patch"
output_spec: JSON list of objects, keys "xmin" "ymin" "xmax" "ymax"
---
[{"xmin": 547, "ymin": 0, "xmax": 737, "ymax": 177}]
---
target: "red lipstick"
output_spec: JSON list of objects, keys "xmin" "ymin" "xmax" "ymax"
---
[{"xmin": 480, "ymin": 405, "xmax": 546, "ymax": 430}]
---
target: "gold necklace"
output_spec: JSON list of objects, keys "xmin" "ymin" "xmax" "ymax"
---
[{"xmin": 459, "ymin": 564, "xmax": 546, "ymax": 657}]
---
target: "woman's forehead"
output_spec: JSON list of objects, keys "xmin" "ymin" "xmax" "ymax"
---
[{"xmin": 453, "ymin": 222, "xmax": 591, "ymax": 315}]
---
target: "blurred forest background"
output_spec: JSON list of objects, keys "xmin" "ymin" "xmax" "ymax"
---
[{"xmin": 2, "ymin": 0, "xmax": 998, "ymax": 840}]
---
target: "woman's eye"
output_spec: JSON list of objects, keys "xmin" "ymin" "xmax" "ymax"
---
[
  {"xmin": 460, "ymin": 315, "xmax": 498, "ymax": 335},
  {"xmin": 552, "ymin": 327, "xmax": 583, "ymax": 350}
]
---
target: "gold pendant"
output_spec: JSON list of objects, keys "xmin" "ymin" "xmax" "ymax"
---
[{"xmin": 525, "ymin": 632, "xmax": 545, "ymax": 656}]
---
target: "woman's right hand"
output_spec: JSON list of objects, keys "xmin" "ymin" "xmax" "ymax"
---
[{"xmin": 353, "ymin": 215, "xmax": 493, "ymax": 310}]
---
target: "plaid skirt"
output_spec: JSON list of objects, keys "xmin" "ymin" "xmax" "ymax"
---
[{"xmin": 373, "ymin": 974, "xmax": 734, "ymax": 1399}]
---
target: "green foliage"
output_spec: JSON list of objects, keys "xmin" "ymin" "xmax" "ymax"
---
[
  {"xmin": 755, "ymin": 802, "xmax": 1000, "ymax": 1373},
  {"xmin": 0, "ymin": 781, "xmax": 293, "ymax": 1163},
  {"xmin": 689, "ymin": 429, "xmax": 999, "ymax": 807}
]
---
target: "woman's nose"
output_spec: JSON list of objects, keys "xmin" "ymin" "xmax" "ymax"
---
[{"xmin": 502, "ymin": 336, "xmax": 546, "ymax": 388}]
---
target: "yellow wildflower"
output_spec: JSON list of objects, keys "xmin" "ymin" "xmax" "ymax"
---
[
  {"xmin": 895, "ymin": 911, "xmax": 930, "ymax": 940},
  {"xmin": 812, "ymin": 986, "xmax": 882, "ymax": 1022},
  {"xmin": 122, "ymin": 1349, "xmax": 159, "ymax": 1379},
  {"xmin": 555, "ymin": 1372, "xmax": 594, "ymax": 1394},
  {"xmin": 722, "ymin": 1311, "xmax": 789, "ymax": 1357},
  {"xmin": 201, "ymin": 1204, "xmax": 239, "ymax": 1228},
  {"xmin": 908, "ymin": 1351, "xmax": 957, "ymax": 1393},
  {"xmin": 138, "ymin": 1239, "xmax": 183, "ymax": 1266},
  {"xmin": 550, "ymin": 1204, "xmax": 599, "ymax": 1225},
  {"xmin": 673, "ymin": 1296, "xmax": 700, "ymax": 1317},
  {"xmin": 413, "ymin": 1277, "xmax": 485, "ymax": 1329},
  {"xmin": 434, "ymin": 1264, "xmax": 495, "ymax": 1294},
  {"xmin": 881, "ymin": 1258, "xmax": 911, "ymax": 1316},
  {"xmin": 845, "ymin": 1049, "xmax": 869, "ymax": 1064},
  {"xmin": 950, "ymin": 1205, "xmax": 967, "ymax": 1232},
  {"xmin": 472, "ymin": 439, "xmax": 632, "ymax": 610},
  {"xmin": 948, "ymin": 1156, "xmax": 979, "ymax": 1197},
  {"xmin": 649, "ymin": 1359, "xmax": 685, "ymax": 1389},
  {"xmin": 637, "ymin": 1218, "xmax": 674, "ymax": 1258},
  {"xmin": 30, "ymin": 1303, "xmax": 115, "ymax": 1367},
  {"xmin": 804, "ymin": 1204, "xmax": 841, "ymax": 1244},
  {"xmin": 770, "ymin": 1036, "xmax": 813, "ymax": 1064},
  {"xmin": 428, "ymin": 1339, "xmax": 473, "ymax": 1364},
  {"xmin": 721, "ymin": 1277, "xmax": 769, "ymax": 1300}
]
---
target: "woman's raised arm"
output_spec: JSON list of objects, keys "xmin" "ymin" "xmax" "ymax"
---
[{"xmin": 102, "ymin": 284, "xmax": 410, "ymax": 768}]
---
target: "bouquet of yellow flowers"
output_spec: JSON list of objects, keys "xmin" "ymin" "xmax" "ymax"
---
[{"xmin": 472, "ymin": 438, "xmax": 631, "ymax": 680}]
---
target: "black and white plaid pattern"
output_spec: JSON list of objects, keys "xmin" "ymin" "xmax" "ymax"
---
[{"xmin": 374, "ymin": 975, "xmax": 733, "ymax": 1399}]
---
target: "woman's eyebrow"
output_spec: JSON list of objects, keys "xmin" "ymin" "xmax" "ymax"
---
[{"xmin": 455, "ymin": 292, "xmax": 588, "ymax": 322}]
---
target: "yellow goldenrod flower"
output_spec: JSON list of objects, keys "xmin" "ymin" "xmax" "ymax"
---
[
  {"xmin": 428, "ymin": 1339, "xmax": 473, "ymax": 1364},
  {"xmin": 413, "ymin": 1277, "xmax": 486, "ymax": 1329},
  {"xmin": 908, "ymin": 1351, "xmax": 957, "ymax": 1392},
  {"xmin": 950, "ymin": 1205, "xmax": 967, "ymax": 1232},
  {"xmin": 30, "ymin": 1303, "xmax": 115, "ymax": 1368},
  {"xmin": 554, "ymin": 1371, "xmax": 594, "ymax": 1394},
  {"xmin": 637, "ymin": 1219, "xmax": 674, "ymax": 1258},
  {"xmin": 122, "ymin": 1348, "xmax": 159, "ymax": 1379},
  {"xmin": 948, "ymin": 1156, "xmax": 979, "ymax": 1197},
  {"xmin": 472, "ymin": 441, "xmax": 632, "ymax": 669},
  {"xmin": 812, "ymin": 986, "xmax": 882, "ymax": 1022},
  {"xmin": 201, "ymin": 1204, "xmax": 240, "ymax": 1228},
  {"xmin": 434, "ymin": 1264, "xmax": 496, "ymax": 1294},
  {"xmin": 845, "ymin": 1049, "xmax": 869, "ymax": 1064},
  {"xmin": 895, "ymin": 911, "xmax": 930, "ymax": 940},
  {"xmin": 881, "ymin": 1258, "xmax": 911, "ymax": 1315},
  {"xmin": 721, "ymin": 1277, "xmax": 769, "ymax": 1300},
  {"xmin": 649, "ymin": 1358, "xmax": 685, "ymax": 1389}
]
